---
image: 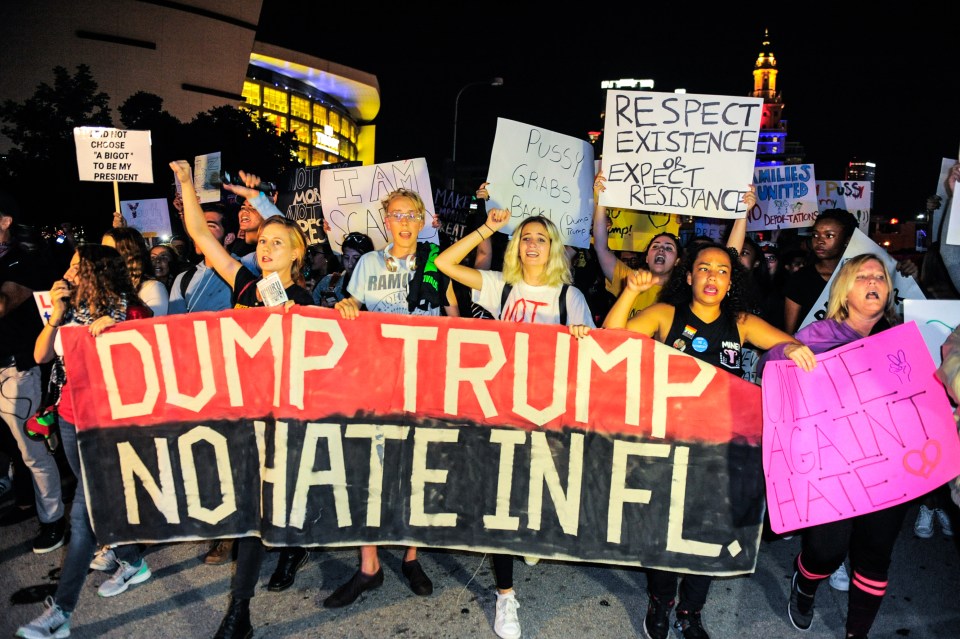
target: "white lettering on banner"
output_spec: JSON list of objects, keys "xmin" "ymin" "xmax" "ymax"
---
[
  {"xmin": 96, "ymin": 318, "xmax": 723, "ymax": 440},
  {"xmin": 113, "ymin": 423, "xmax": 736, "ymax": 558}
]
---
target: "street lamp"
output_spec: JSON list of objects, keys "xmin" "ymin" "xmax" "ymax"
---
[{"xmin": 449, "ymin": 77, "xmax": 504, "ymax": 190}]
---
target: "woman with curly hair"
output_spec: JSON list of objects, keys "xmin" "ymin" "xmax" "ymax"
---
[
  {"xmin": 16, "ymin": 244, "xmax": 154, "ymax": 639},
  {"xmin": 604, "ymin": 241, "xmax": 815, "ymax": 639},
  {"xmin": 102, "ymin": 226, "xmax": 169, "ymax": 316},
  {"xmin": 435, "ymin": 209, "xmax": 594, "ymax": 639}
]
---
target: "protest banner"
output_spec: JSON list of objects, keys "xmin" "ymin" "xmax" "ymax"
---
[
  {"xmin": 599, "ymin": 90, "xmax": 762, "ymax": 219},
  {"xmin": 485, "ymin": 119, "xmax": 594, "ymax": 248},
  {"xmin": 120, "ymin": 198, "xmax": 172, "ymax": 239},
  {"xmin": 799, "ymin": 229, "xmax": 926, "ymax": 330},
  {"xmin": 432, "ymin": 187, "xmax": 485, "ymax": 249},
  {"xmin": 73, "ymin": 127, "xmax": 153, "ymax": 183},
  {"xmin": 816, "ymin": 180, "xmax": 872, "ymax": 235},
  {"xmin": 746, "ymin": 164, "xmax": 818, "ymax": 232},
  {"xmin": 320, "ymin": 159, "xmax": 438, "ymax": 253},
  {"xmin": 194, "ymin": 152, "xmax": 221, "ymax": 204},
  {"xmin": 903, "ymin": 299, "xmax": 960, "ymax": 368},
  {"xmin": 606, "ymin": 209, "xmax": 680, "ymax": 252},
  {"xmin": 762, "ymin": 322, "xmax": 960, "ymax": 533},
  {"xmin": 63, "ymin": 309, "xmax": 767, "ymax": 576},
  {"xmin": 275, "ymin": 162, "xmax": 361, "ymax": 247}
]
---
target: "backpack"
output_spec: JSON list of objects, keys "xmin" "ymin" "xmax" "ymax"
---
[{"xmin": 178, "ymin": 264, "xmax": 199, "ymax": 298}]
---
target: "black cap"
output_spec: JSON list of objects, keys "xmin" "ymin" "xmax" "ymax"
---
[{"xmin": 0, "ymin": 191, "xmax": 21, "ymax": 223}]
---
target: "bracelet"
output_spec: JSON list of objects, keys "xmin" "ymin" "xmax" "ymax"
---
[
  {"xmin": 475, "ymin": 228, "xmax": 486, "ymax": 241},
  {"xmin": 483, "ymin": 223, "xmax": 495, "ymax": 234},
  {"xmin": 47, "ymin": 319, "xmax": 62, "ymax": 328}
]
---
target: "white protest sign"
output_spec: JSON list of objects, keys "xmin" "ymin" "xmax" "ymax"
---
[
  {"xmin": 119, "ymin": 198, "xmax": 172, "ymax": 239},
  {"xmin": 73, "ymin": 127, "xmax": 153, "ymax": 183},
  {"xmin": 746, "ymin": 164, "xmax": 819, "ymax": 231},
  {"xmin": 904, "ymin": 299, "xmax": 960, "ymax": 368},
  {"xmin": 599, "ymin": 90, "xmax": 763, "ymax": 219},
  {"xmin": 319, "ymin": 158, "xmax": 437, "ymax": 253},
  {"xmin": 485, "ymin": 118, "xmax": 594, "ymax": 248},
  {"xmin": 931, "ymin": 158, "xmax": 954, "ymax": 242},
  {"xmin": 798, "ymin": 228, "xmax": 927, "ymax": 329},
  {"xmin": 194, "ymin": 152, "xmax": 222, "ymax": 204},
  {"xmin": 815, "ymin": 180, "xmax": 872, "ymax": 235},
  {"xmin": 33, "ymin": 291, "xmax": 63, "ymax": 352},
  {"xmin": 947, "ymin": 177, "xmax": 960, "ymax": 247}
]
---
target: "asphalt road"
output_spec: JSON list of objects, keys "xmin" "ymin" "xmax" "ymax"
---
[{"xmin": 2, "ymin": 495, "xmax": 958, "ymax": 639}]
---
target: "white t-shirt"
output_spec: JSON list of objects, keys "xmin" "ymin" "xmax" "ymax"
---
[
  {"xmin": 473, "ymin": 270, "xmax": 595, "ymax": 327},
  {"xmin": 347, "ymin": 250, "xmax": 440, "ymax": 316},
  {"xmin": 139, "ymin": 278, "xmax": 169, "ymax": 317}
]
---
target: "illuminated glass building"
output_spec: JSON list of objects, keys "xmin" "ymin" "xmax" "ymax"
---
[{"xmin": 0, "ymin": 1, "xmax": 380, "ymax": 165}]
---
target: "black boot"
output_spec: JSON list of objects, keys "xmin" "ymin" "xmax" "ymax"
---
[{"xmin": 213, "ymin": 597, "xmax": 252, "ymax": 639}]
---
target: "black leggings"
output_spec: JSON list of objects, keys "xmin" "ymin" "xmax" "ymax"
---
[
  {"xmin": 645, "ymin": 569, "xmax": 712, "ymax": 612},
  {"xmin": 492, "ymin": 554, "xmax": 513, "ymax": 591},
  {"xmin": 794, "ymin": 502, "xmax": 909, "ymax": 636},
  {"xmin": 232, "ymin": 536, "xmax": 265, "ymax": 600}
]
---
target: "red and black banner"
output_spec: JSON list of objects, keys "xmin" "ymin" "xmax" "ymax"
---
[{"xmin": 63, "ymin": 308, "xmax": 764, "ymax": 576}]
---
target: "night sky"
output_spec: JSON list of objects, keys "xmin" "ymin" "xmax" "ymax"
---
[{"xmin": 257, "ymin": 3, "xmax": 958, "ymax": 217}]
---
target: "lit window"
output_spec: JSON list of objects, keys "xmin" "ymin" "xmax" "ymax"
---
[
  {"xmin": 242, "ymin": 82, "xmax": 261, "ymax": 107},
  {"xmin": 291, "ymin": 95, "xmax": 310, "ymax": 120},
  {"xmin": 263, "ymin": 87, "xmax": 288, "ymax": 114}
]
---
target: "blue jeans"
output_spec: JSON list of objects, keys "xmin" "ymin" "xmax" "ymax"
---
[{"xmin": 54, "ymin": 417, "xmax": 140, "ymax": 612}]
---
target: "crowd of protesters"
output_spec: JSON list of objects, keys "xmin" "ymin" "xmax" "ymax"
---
[{"xmin": 2, "ymin": 159, "xmax": 959, "ymax": 639}]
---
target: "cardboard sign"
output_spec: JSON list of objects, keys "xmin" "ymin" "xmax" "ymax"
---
[
  {"xmin": 762, "ymin": 322, "xmax": 960, "ymax": 533},
  {"xmin": 193, "ymin": 152, "xmax": 222, "ymax": 204},
  {"xmin": 599, "ymin": 90, "xmax": 762, "ymax": 219},
  {"xmin": 606, "ymin": 210, "xmax": 681, "ymax": 252},
  {"xmin": 745, "ymin": 164, "xmax": 818, "ymax": 232},
  {"xmin": 63, "ymin": 309, "xmax": 768, "ymax": 575},
  {"xmin": 816, "ymin": 180, "xmax": 872, "ymax": 235},
  {"xmin": 119, "ymin": 198, "xmax": 172, "ymax": 238},
  {"xmin": 320, "ymin": 158, "xmax": 438, "ymax": 253},
  {"xmin": 799, "ymin": 229, "xmax": 926, "ymax": 329},
  {"xmin": 276, "ymin": 162, "xmax": 361, "ymax": 247},
  {"xmin": 486, "ymin": 118, "xmax": 594, "ymax": 248},
  {"xmin": 903, "ymin": 299, "xmax": 960, "ymax": 368},
  {"xmin": 73, "ymin": 127, "xmax": 153, "ymax": 183},
  {"xmin": 432, "ymin": 187, "xmax": 484, "ymax": 249}
]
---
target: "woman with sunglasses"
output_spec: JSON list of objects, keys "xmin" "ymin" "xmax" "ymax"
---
[{"xmin": 313, "ymin": 232, "xmax": 374, "ymax": 307}]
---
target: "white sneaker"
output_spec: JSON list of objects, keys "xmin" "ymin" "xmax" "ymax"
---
[
  {"xmin": 915, "ymin": 505, "xmax": 935, "ymax": 538},
  {"xmin": 828, "ymin": 562, "xmax": 850, "ymax": 592},
  {"xmin": 935, "ymin": 508, "xmax": 954, "ymax": 537},
  {"xmin": 97, "ymin": 559, "xmax": 151, "ymax": 597},
  {"xmin": 89, "ymin": 546, "xmax": 117, "ymax": 571},
  {"xmin": 494, "ymin": 591, "xmax": 522, "ymax": 639},
  {"xmin": 522, "ymin": 556, "xmax": 540, "ymax": 566},
  {"xmin": 15, "ymin": 596, "xmax": 71, "ymax": 638}
]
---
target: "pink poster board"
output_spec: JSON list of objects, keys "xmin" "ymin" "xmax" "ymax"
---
[{"xmin": 762, "ymin": 322, "xmax": 960, "ymax": 533}]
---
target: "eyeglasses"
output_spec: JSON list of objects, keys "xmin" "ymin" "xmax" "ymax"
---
[{"xmin": 386, "ymin": 212, "xmax": 424, "ymax": 222}]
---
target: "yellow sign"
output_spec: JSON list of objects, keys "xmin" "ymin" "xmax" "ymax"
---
[{"xmin": 605, "ymin": 209, "xmax": 680, "ymax": 251}]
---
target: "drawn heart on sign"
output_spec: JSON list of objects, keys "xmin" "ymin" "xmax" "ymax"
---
[{"xmin": 902, "ymin": 440, "xmax": 941, "ymax": 478}]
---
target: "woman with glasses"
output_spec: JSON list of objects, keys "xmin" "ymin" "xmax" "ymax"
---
[
  {"xmin": 313, "ymin": 232, "xmax": 374, "ymax": 307},
  {"xmin": 434, "ymin": 207, "xmax": 594, "ymax": 639},
  {"xmin": 328, "ymin": 187, "xmax": 457, "ymax": 610}
]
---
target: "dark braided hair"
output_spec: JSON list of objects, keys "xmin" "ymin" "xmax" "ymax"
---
[{"xmin": 659, "ymin": 242, "xmax": 751, "ymax": 329}]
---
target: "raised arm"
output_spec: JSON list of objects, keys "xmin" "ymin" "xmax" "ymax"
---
[
  {"xmin": 602, "ymin": 269, "xmax": 656, "ymax": 330},
  {"xmin": 591, "ymin": 171, "xmax": 618, "ymax": 282},
  {"xmin": 34, "ymin": 279, "xmax": 70, "ymax": 364},
  {"xmin": 170, "ymin": 161, "xmax": 242, "ymax": 289},
  {"xmin": 725, "ymin": 185, "xmax": 754, "ymax": 255},
  {"xmin": 435, "ymin": 208, "xmax": 510, "ymax": 291}
]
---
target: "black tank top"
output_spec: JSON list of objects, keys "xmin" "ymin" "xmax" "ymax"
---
[{"xmin": 663, "ymin": 304, "xmax": 743, "ymax": 376}]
